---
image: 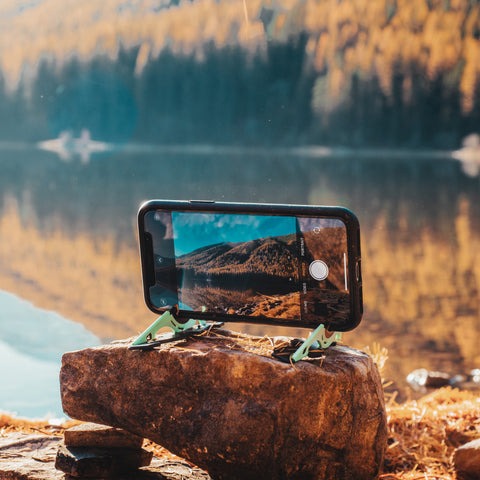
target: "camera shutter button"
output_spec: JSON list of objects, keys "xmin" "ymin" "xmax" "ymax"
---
[{"xmin": 309, "ymin": 260, "xmax": 329, "ymax": 281}]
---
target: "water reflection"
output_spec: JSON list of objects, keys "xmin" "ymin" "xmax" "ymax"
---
[
  {"xmin": 37, "ymin": 129, "xmax": 114, "ymax": 163},
  {"xmin": 452, "ymin": 134, "xmax": 480, "ymax": 178},
  {"xmin": 0, "ymin": 148, "xmax": 479, "ymax": 407},
  {"xmin": 0, "ymin": 290, "xmax": 99, "ymax": 419}
]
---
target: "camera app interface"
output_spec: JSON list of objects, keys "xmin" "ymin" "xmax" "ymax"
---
[{"xmin": 145, "ymin": 210, "xmax": 350, "ymax": 326}]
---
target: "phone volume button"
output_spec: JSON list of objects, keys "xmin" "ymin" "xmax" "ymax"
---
[
  {"xmin": 188, "ymin": 199, "xmax": 215, "ymax": 203},
  {"xmin": 355, "ymin": 260, "xmax": 362, "ymax": 284}
]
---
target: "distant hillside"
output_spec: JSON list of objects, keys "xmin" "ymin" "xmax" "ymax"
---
[
  {"xmin": 176, "ymin": 227, "xmax": 347, "ymax": 290},
  {"xmin": 176, "ymin": 233, "xmax": 299, "ymax": 279}
]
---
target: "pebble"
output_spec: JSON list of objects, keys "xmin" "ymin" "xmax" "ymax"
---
[{"xmin": 454, "ymin": 437, "xmax": 480, "ymax": 480}]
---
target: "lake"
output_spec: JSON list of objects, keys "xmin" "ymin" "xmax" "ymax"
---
[
  {"xmin": 0, "ymin": 143, "xmax": 479, "ymax": 417},
  {"xmin": 0, "ymin": 289, "xmax": 99, "ymax": 419}
]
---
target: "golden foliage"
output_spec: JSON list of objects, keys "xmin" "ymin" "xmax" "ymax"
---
[
  {"xmin": 0, "ymin": 0, "xmax": 268, "ymax": 91},
  {"xmin": 1, "ymin": 0, "xmax": 480, "ymax": 113}
]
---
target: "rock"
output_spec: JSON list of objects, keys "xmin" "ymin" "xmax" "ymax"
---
[
  {"xmin": 58, "ymin": 422, "xmax": 149, "ymax": 477},
  {"xmin": 55, "ymin": 443, "xmax": 153, "ymax": 477},
  {"xmin": 60, "ymin": 330, "xmax": 387, "ymax": 480},
  {"xmin": 446, "ymin": 427, "xmax": 476, "ymax": 448},
  {"xmin": 0, "ymin": 433, "xmax": 63, "ymax": 480},
  {"xmin": 0, "ymin": 432, "xmax": 210, "ymax": 480},
  {"xmin": 64, "ymin": 422, "xmax": 144, "ymax": 449},
  {"xmin": 146, "ymin": 458, "xmax": 212, "ymax": 480},
  {"xmin": 454, "ymin": 438, "xmax": 480, "ymax": 480},
  {"xmin": 406, "ymin": 368, "xmax": 453, "ymax": 391}
]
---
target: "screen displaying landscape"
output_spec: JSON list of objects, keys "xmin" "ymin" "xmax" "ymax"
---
[{"xmin": 146, "ymin": 210, "xmax": 349, "ymax": 324}]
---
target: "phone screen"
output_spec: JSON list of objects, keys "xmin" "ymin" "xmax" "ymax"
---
[{"xmin": 143, "ymin": 208, "xmax": 357, "ymax": 328}]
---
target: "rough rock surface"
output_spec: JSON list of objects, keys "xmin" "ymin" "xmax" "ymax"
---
[
  {"xmin": 64, "ymin": 422, "xmax": 144, "ymax": 448},
  {"xmin": 55, "ymin": 443, "xmax": 153, "ymax": 477},
  {"xmin": 454, "ymin": 437, "xmax": 480, "ymax": 480},
  {"xmin": 0, "ymin": 432, "xmax": 211, "ymax": 480},
  {"xmin": 60, "ymin": 330, "xmax": 387, "ymax": 480},
  {"xmin": 0, "ymin": 433, "xmax": 63, "ymax": 480}
]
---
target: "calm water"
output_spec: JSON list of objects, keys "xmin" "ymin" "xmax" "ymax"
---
[
  {"xmin": 1, "ymin": 144, "xmax": 479, "ymax": 416},
  {"xmin": 0, "ymin": 289, "xmax": 99, "ymax": 419}
]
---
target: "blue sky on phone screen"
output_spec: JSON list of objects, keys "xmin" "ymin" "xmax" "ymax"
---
[{"xmin": 171, "ymin": 212, "xmax": 296, "ymax": 256}]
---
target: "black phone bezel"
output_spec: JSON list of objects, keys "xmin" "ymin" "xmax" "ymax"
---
[{"xmin": 138, "ymin": 199, "xmax": 362, "ymax": 332}]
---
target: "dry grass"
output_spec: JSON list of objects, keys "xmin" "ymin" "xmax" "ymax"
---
[
  {"xmin": 364, "ymin": 343, "xmax": 480, "ymax": 479},
  {"xmin": 382, "ymin": 387, "xmax": 480, "ymax": 479},
  {"xmin": 0, "ymin": 413, "xmax": 80, "ymax": 436}
]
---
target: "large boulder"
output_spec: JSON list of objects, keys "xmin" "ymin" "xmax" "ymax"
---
[{"xmin": 60, "ymin": 330, "xmax": 387, "ymax": 480}]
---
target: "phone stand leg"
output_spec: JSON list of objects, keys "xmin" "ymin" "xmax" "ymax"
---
[
  {"xmin": 130, "ymin": 311, "xmax": 222, "ymax": 350},
  {"xmin": 290, "ymin": 324, "xmax": 341, "ymax": 363}
]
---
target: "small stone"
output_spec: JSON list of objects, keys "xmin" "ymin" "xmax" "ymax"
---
[
  {"xmin": 454, "ymin": 438, "xmax": 480, "ymax": 480},
  {"xmin": 60, "ymin": 331, "xmax": 387, "ymax": 480},
  {"xmin": 406, "ymin": 368, "xmax": 453, "ymax": 391},
  {"xmin": 55, "ymin": 443, "xmax": 153, "ymax": 477},
  {"xmin": 145, "ymin": 458, "xmax": 212, "ymax": 480},
  {"xmin": 64, "ymin": 422, "xmax": 144, "ymax": 449}
]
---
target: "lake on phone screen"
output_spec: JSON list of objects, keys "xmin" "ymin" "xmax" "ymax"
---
[{"xmin": 1, "ymin": 146, "xmax": 479, "ymax": 418}]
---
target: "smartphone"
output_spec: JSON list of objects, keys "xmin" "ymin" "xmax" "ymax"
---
[{"xmin": 138, "ymin": 200, "xmax": 362, "ymax": 332}]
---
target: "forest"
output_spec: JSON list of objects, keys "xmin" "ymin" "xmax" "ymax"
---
[{"xmin": 1, "ymin": 0, "xmax": 480, "ymax": 148}]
